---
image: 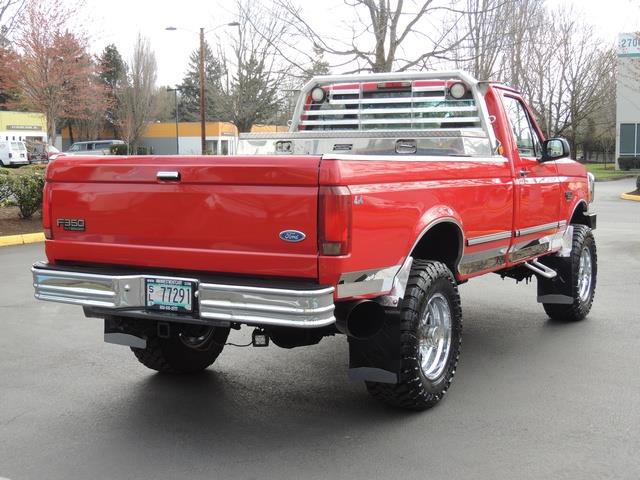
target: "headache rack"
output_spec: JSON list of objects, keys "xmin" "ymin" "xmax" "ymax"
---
[{"xmin": 238, "ymin": 71, "xmax": 498, "ymax": 157}]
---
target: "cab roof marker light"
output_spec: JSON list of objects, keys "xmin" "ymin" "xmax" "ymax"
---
[
  {"xmin": 449, "ymin": 82, "xmax": 467, "ymax": 99},
  {"xmin": 311, "ymin": 87, "xmax": 326, "ymax": 103}
]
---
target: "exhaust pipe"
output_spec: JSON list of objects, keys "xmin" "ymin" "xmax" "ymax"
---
[{"xmin": 335, "ymin": 300, "xmax": 386, "ymax": 339}]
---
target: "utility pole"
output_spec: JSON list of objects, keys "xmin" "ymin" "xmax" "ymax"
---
[
  {"xmin": 166, "ymin": 23, "xmax": 240, "ymax": 155},
  {"xmin": 199, "ymin": 27, "xmax": 206, "ymax": 155}
]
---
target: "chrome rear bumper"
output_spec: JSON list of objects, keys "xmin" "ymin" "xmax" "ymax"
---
[{"xmin": 32, "ymin": 263, "xmax": 335, "ymax": 328}]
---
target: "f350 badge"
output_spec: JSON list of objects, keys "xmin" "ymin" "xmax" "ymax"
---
[
  {"xmin": 279, "ymin": 230, "xmax": 306, "ymax": 243},
  {"xmin": 57, "ymin": 218, "xmax": 85, "ymax": 231}
]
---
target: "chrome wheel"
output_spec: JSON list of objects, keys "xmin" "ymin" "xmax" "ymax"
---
[
  {"xmin": 179, "ymin": 326, "xmax": 216, "ymax": 350},
  {"xmin": 418, "ymin": 293, "xmax": 453, "ymax": 381},
  {"xmin": 577, "ymin": 247, "xmax": 593, "ymax": 303}
]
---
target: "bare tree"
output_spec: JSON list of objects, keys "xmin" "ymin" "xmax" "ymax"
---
[
  {"xmin": 510, "ymin": 6, "xmax": 615, "ymax": 157},
  {"xmin": 216, "ymin": 0, "xmax": 290, "ymax": 132},
  {"xmin": 0, "ymin": 0, "xmax": 106, "ymax": 142},
  {"xmin": 117, "ymin": 34, "xmax": 157, "ymax": 152},
  {"xmin": 501, "ymin": 0, "xmax": 545, "ymax": 90},
  {"xmin": 0, "ymin": 0, "xmax": 26, "ymax": 45},
  {"xmin": 453, "ymin": 0, "xmax": 514, "ymax": 80},
  {"xmin": 276, "ymin": 0, "xmax": 467, "ymax": 73},
  {"xmin": 452, "ymin": 1, "xmax": 615, "ymax": 158}
]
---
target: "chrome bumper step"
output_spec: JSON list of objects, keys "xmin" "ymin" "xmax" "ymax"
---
[{"xmin": 32, "ymin": 264, "xmax": 336, "ymax": 329}]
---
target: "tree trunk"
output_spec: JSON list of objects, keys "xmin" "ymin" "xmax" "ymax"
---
[{"xmin": 47, "ymin": 116, "xmax": 56, "ymax": 148}]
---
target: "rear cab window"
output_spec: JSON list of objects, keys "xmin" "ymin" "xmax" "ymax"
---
[
  {"xmin": 501, "ymin": 95, "xmax": 542, "ymax": 158},
  {"xmin": 296, "ymin": 79, "xmax": 492, "ymax": 156}
]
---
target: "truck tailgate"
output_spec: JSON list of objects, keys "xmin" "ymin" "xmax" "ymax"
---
[{"xmin": 45, "ymin": 155, "xmax": 321, "ymax": 278}]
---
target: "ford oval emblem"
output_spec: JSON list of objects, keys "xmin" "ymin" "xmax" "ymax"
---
[{"xmin": 279, "ymin": 230, "xmax": 306, "ymax": 243}]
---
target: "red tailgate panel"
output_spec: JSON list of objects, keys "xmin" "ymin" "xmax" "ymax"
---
[{"xmin": 46, "ymin": 155, "xmax": 321, "ymax": 278}]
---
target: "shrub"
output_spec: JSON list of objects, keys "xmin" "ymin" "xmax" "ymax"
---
[
  {"xmin": 0, "ymin": 170, "xmax": 11, "ymax": 203},
  {"xmin": 109, "ymin": 144, "xmax": 152, "ymax": 155},
  {"xmin": 110, "ymin": 143, "xmax": 129, "ymax": 155},
  {"xmin": 24, "ymin": 163, "xmax": 47, "ymax": 172},
  {"xmin": 618, "ymin": 157, "xmax": 640, "ymax": 170},
  {"xmin": 7, "ymin": 168, "xmax": 45, "ymax": 219}
]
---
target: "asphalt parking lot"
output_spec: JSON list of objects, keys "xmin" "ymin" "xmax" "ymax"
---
[{"xmin": 1, "ymin": 177, "xmax": 639, "ymax": 480}]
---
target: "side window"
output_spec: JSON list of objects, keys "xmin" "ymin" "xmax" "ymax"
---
[
  {"xmin": 502, "ymin": 95, "xmax": 542, "ymax": 158},
  {"xmin": 206, "ymin": 140, "xmax": 218, "ymax": 155}
]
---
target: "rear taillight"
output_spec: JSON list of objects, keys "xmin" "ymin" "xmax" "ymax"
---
[
  {"xmin": 42, "ymin": 182, "xmax": 52, "ymax": 239},
  {"xmin": 319, "ymin": 186, "xmax": 352, "ymax": 256}
]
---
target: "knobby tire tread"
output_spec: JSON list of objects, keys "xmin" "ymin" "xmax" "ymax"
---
[
  {"xmin": 366, "ymin": 260, "xmax": 462, "ymax": 411},
  {"xmin": 543, "ymin": 225, "xmax": 597, "ymax": 322}
]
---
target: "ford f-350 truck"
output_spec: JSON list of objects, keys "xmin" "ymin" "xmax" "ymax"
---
[{"xmin": 32, "ymin": 71, "xmax": 597, "ymax": 410}]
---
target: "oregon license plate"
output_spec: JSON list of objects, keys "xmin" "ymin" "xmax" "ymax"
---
[{"xmin": 145, "ymin": 278, "xmax": 195, "ymax": 313}]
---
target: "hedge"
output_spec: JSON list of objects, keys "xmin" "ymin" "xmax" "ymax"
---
[
  {"xmin": 618, "ymin": 157, "xmax": 640, "ymax": 170},
  {"xmin": 0, "ymin": 167, "xmax": 46, "ymax": 218},
  {"xmin": 109, "ymin": 144, "xmax": 152, "ymax": 155},
  {"xmin": 0, "ymin": 168, "xmax": 11, "ymax": 203}
]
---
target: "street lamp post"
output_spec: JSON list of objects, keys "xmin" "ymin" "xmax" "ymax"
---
[
  {"xmin": 166, "ymin": 86, "xmax": 180, "ymax": 154},
  {"xmin": 166, "ymin": 22, "xmax": 239, "ymax": 155},
  {"xmin": 199, "ymin": 27, "xmax": 206, "ymax": 155}
]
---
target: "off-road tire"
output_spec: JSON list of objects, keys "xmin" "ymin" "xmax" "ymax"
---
[
  {"xmin": 543, "ymin": 224, "xmax": 597, "ymax": 322},
  {"xmin": 366, "ymin": 260, "xmax": 462, "ymax": 410},
  {"xmin": 131, "ymin": 326, "xmax": 230, "ymax": 373}
]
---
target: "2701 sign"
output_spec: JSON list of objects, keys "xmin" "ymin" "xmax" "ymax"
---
[{"xmin": 619, "ymin": 33, "xmax": 640, "ymax": 58}]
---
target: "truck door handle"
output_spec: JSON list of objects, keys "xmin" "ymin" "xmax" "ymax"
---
[
  {"xmin": 519, "ymin": 168, "xmax": 530, "ymax": 177},
  {"xmin": 157, "ymin": 171, "xmax": 181, "ymax": 181}
]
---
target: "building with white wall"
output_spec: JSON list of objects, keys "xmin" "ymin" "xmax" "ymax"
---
[
  {"xmin": 616, "ymin": 32, "xmax": 640, "ymax": 169},
  {"xmin": 0, "ymin": 111, "xmax": 47, "ymax": 144}
]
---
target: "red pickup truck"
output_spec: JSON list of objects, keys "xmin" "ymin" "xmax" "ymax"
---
[{"xmin": 32, "ymin": 71, "xmax": 597, "ymax": 410}]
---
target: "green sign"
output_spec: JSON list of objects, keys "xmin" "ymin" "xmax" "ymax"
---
[{"xmin": 6, "ymin": 124, "xmax": 43, "ymax": 131}]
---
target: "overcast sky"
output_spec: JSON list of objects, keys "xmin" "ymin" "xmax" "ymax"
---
[{"xmin": 85, "ymin": 0, "xmax": 640, "ymax": 87}]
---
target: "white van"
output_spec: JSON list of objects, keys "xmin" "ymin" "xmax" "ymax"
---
[
  {"xmin": 65, "ymin": 139, "xmax": 124, "ymax": 155},
  {"xmin": 0, "ymin": 140, "xmax": 29, "ymax": 167}
]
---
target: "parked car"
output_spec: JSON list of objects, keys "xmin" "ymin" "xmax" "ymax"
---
[
  {"xmin": 65, "ymin": 140, "xmax": 124, "ymax": 155},
  {"xmin": 0, "ymin": 140, "xmax": 29, "ymax": 167},
  {"xmin": 28, "ymin": 142, "xmax": 60, "ymax": 163}
]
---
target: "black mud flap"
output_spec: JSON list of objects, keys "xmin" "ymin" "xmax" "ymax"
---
[
  {"xmin": 104, "ymin": 316, "xmax": 148, "ymax": 349},
  {"xmin": 536, "ymin": 255, "xmax": 574, "ymax": 304},
  {"xmin": 583, "ymin": 212, "xmax": 597, "ymax": 230},
  {"xmin": 347, "ymin": 312, "xmax": 400, "ymax": 384}
]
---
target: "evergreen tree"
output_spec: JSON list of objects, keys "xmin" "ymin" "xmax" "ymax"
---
[
  {"xmin": 178, "ymin": 40, "xmax": 225, "ymax": 121},
  {"xmin": 220, "ymin": 53, "xmax": 279, "ymax": 133},
  {"xmin": 98, "ymin": 44, "xmax": 126, "ymax": 136}
]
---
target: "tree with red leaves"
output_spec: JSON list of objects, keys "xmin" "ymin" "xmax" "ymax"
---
[{"xmin": 0, "ymin": 0, "xmax": 108, "ymax": 143}]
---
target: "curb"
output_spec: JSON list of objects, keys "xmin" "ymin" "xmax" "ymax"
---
[
  {"xmin": 594, "ymin": 175, "xmax": 637, "ymax": 182},
  {"xmin": 621, "ymin": 193, "xmax": 640, "ymax": 202},
  {"xmin": 0, "ymin": 232, "xmax": 45, "ymax": 247}
]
